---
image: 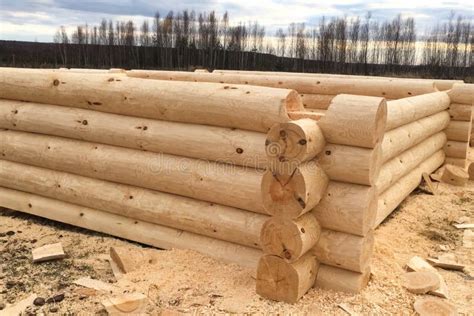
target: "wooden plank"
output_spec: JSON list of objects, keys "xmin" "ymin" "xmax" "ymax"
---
[{"xmin": 32, "ymin": 243, "xmax": 66, "ymax": 263}]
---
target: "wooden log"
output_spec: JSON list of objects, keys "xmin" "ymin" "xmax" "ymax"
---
[
  {"xmin": 317, "ymin": 143, "xmax": 382, "ymax": 186},
  {"xmin": 381, "ymin": 111, "xmax": 450, "ymax": 162},
  {"xmin": 261, "ymin": 161, "xmax": 328, "ymax": 218},
  {"xmin": 448, "ymin": 103, "xmax": 473, "ymax": 122},
  {"xmin": 300, "ymin": 94, "xmax": 335, "ymax": 110},
  {"xmin": 445, "ymin": 120, "xmax": 472, "ymax": 142},
  {"xmin": 0, "ymin": 100, "xmax": 267, "ymax": 169},
  {"xmin": 0, "ymin": 68, "xmax": 302, "ymax": 133},
  {"xmin": 214, "ymin": 70, "xmax": 460, "ymax": 90},
  {"xmin": 314, "ymin": 264, "xmax": 371, "ymax": 293},
  {"xmin": 260, "ymin": 213, "xmax": 321, "ymax": 262},
  {"xmin": 318, "ymin": 94, "xmax": 386, "ymax": 148},
  {"xmin": 434, "ymin": 80, "xmax": 464, "ymax": 91},
  {"xmin": 0, "ymin": 130, "xmax": 265, "ymax": 213},
  {"xmin": 312, "ymin": 229, "xmax": 374, "ymax": 273},
  {"xmin": 445, "ymin": 157, "xmax": 467, "ymax": 169},
  {"xmin": 448, "ymin": 83, "xmax": 473, "ymax": 105},
  {"xmin": 0, "ymin": 159, "xmax": 266, "ymax": 248},
  {"xmin": 375, "ymin": 150, "xmax": 445, "ymax": 227},
  {"xmin": 288, "ymin": 111, "xmax": 324, "ymax": 121},
  {"xmin": 256, "ymin": 253, "xmax": 318, "ymax": 303},
  {"xmin": 444, "ymin": 140, "xmax": 469, "ymax": 159},
  {"xmin": 265, "ymin": 119, "xmax": 325, "ymax": 172},
  {"xmin": 313, "ymin": 182, "xmax": 377, "ymax": 237},
  {"xmin": 0, "ymin": 187, "xmax": 262, "ymax": 268},
  {"xmin": 376, "ymin": 132, "xmax": 447, "ymax": 194},
  {"xmin": 385, "ymin": 92, "xmax": 450, "ymax": 131},
  {"xmin": 441, "ymin": 164, "xmax": 469, "ymax": 186},
  {"xmin": 127, "ymin": 70, "xmax": 437, "ymax": 99}
]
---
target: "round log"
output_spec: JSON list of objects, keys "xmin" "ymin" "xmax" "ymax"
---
[
  {"xmin": 448, "ymin": 83, "xmax": 473, "ymax": 105},
  {"xmin": 385, "ymin": 92, "xmax": 450, "ymax": 131},
  {"xmin": 318, "ymin": 94, "xmax": 387, "ymax": 148},
  {"xmin": 444, "ymin": 140, "xmax": 469, "ymax": 159},
  {"xmin": 0, "ymin": 100, "xmax": 267, "ymax": 169},
  {"xmin": 445, "ymin": 120, "xmax": 472, "ymax": 142},
  {"xmin": 260, "ymin": 213, "xmax": 321, "ymax": 262},
  {"xmin": 441, "ymin": 164, "xmax": 469, "ymax": 186},
  {"xmin": 265, "ymin": 119, "xmax": 325, "ymax": 172},
  {"xmin": 434, "ymin": 80, "xmax": 464, "ymax": 91},
  {"xmin": 0, "ymin": 68, "xmax": 302, "ymax": 133},
  {"xmin": 377, "ymin": 132, "xmax": 447, "ymax": 194},
  {"xmin": 0, "ymin": 130, "xmax": 266, "ymax": 213},
  {"xmin": 317, "ymin": 143, "xmax": 382, "ymax": 186},
  {"xmin": 0, "ymin": 159, "xmax": 267, "ymax": 248},
  {"xmin": 314, "ymin": 264, "xmax": 371, "ymax": 293},
  {"xmin": 0, "ymin": 187, "xmax": 262, "ymax": 268},
  {"xmin": 261, "ymin": 161, "xmax": 328, "ymax": 218},
  {"xmin": 401, "ymin": 271, "xmax": 440, "ymax": 294},
  {"xmin": 300, "ymin": 94, "xmax": 335, "ymax": 110},
  {"xmin": 375, "ymin": 150, "xmax": 445, "ymax": 227},
  {"xmin": 381, "ymin": 111, "xmax": 450, "ymax": 162},
  {"xmin": 312, "ymin": 229, "xmax": 374, "ymax": 273},
  {"xmin": 127, "ymin": 70, "xmax": 437, "ymax": 99},
  {"xmin": 256, "ymin": 253, "xmax": 318, "ymax": 303},
  {"xmin": 448, "ymin": 103, "xmax": 473, "ymax": 122},
  {"xmin": 312, "ymin": 182, "xmax": 377, "ymax": 237}
]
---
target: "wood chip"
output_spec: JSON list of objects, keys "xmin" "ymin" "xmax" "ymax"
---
[
  {"xmin": 463, "ymin": 230, "xmax": 473, "ymax": 248},
  {"xmin": 110, "ymin": 246, "xmax": 158, "ymax": 274},
  {"xmin": 426, "ymin": 257, "xmax": 464, "ymax": 271},
  {"xmin": 1, "ymin": 294, "xmax": 37, "ymax": 315},
  {"xmin": 422, "ymin": 172, "xmax": 438, "ymax": 195},
  {"xmin": 401, "ymin": 271, "xmax": 440, "ymax": 294},
  {"xmin": 453, "ymin": 223, "xmax": 474, "ymax": 229},
  {"xmin": 32, "ymin": 243, "xmax": 66, "ymax": 263},
  {"xmin": 406, "ymin": 256, "xmax": 449, "ymax": 298},
  {"xmin": 101, "ymin": 293, "xmax": 147, "ymax": 315},
  {"xmin": 338, "ymin": 303, "xmax": 359, "ymax": 315},
  {"xmin": 413, "ymin": 297, "xmax": 456, "ymax": 316},
  {"xmin": 468, "ymin": 162, "xmax": 473, "ymax": 180},
  {"xmin": 73, "ymin": 277, "xmax": 118, "ymax": 293}
]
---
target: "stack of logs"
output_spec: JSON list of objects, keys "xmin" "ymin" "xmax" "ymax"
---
[
  {"xmin": 375, "ymin": 92, "xmax": 451, "ymax": 226},
  {"xmin": 0, "ymin": 67, "xmax": 472, "ymax": 304},
  {"xmin": 445, "ymin": 84, "xmax": 474, "ymax": 167},
  {"xmin": 0, "ymin": 67, "xmax": 304, "ymax": 268}
]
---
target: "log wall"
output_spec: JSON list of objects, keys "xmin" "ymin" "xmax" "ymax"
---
[{"xmin": 0, "ymin": 67, "xmax": 469, "ymax": 304}]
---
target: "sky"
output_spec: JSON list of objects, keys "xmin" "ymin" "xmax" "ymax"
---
[{"xmin": 0, "ymin": 0, "xmax": 473, "ymax": 42}]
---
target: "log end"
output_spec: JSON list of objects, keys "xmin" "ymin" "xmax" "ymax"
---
[
  {"xmin": 256, "ymin": 254, "xmax": 318, "ymax": 303},
  {"xmin": 260, "ymin": 214, "xmax": 321, "ymax": 262}
]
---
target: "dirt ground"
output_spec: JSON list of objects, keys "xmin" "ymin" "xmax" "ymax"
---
[{"xmin": 1, "ymin": 161, "xmax": 473, "ymax": 315}]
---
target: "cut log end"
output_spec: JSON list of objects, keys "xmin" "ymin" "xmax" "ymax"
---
[
  {"xmin": 260, "ymin": 213, "xmax": 321, "ymax": 262},
  {"xmin": 265, "ymin": 119, "xmax": 324, "ymax": 170},
  {"xmin": 256, "ymin": 254, "xmax": 318, "ymax": 303},
  {"xmin": 261, "ymin": 163, "xmax": 328, "ymax": 218},
  {"xmin": 401, "ymin": 271, "xmax": 440, "ymax": 294}
]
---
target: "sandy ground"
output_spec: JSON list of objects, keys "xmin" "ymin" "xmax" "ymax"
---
[{"xmin": 1, "ymin": 167, "xmax": 473, "ymax": 315}]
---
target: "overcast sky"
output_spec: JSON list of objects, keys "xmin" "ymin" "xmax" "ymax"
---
[{"xmin": 0, "ymin": 0, "xmax": 472, "ymax": 42}]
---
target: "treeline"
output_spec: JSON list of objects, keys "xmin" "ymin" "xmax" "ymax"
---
[{"xmin": 1, "ymin": 10, "xmax": 472, "ymax": 80}]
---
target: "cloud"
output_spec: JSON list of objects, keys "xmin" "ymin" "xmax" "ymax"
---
[{"xmin": 0, "ymin": 0, "xmax": 472, "ymax": 42}]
